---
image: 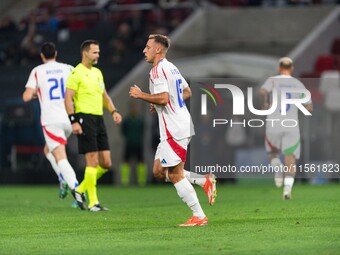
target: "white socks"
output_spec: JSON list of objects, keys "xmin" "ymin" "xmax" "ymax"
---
[
  {"xmin": 284, "ymin": 175, "xmax": 294, "ymax": 194},
  {"xmin": 183, "ymin": 169, "xmax": 206, "ymax": 187},
  {"xmin": 46, "ymin": 152, "xmax": 79, "ymax": 189},
  {"xmin": 46, "ymin": 152, "xmax": 62, "ymax": 182},
  {"xmin": 165, "ymin": 169, "xmax": 206, "ymax": 187},
  {"xmin": 58, "ymin": 159, "xmax": 79, "ymax": 190},
  {"xmin": 271, "ymin": 158, "xmax": 283, "ymax": 168},
  {"xmin": 165, "ymin": 169, "xmax": 170, "ymax": 182},
  {"xmin": 174, "ymin": 178, "xmax": 205, "ymax": 219}
]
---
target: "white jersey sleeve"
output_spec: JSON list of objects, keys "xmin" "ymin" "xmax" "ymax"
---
[
  {"xmin": 152, "ymin": 69, "xmax": 169, "ymax": 94},
  {"xmin": 26, "ymin": 67, "xmax": 39, "ymax": 90},
  {"xmin": 261, "ymin": 77, "xmax": 274, "ymax": 92}
]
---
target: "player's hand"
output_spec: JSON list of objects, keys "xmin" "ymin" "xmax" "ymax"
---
[
  {"xmin": 32, "ymin": 90, "xmax": 38, "ymax": 99},
  {"xmin": 129, "ymin": 85, "xmax": 142, "ymax": 99},
  {"xmin": 72, "ymin": 122, "xmax": 83, "ymax": 135},
  {"xmin": 112, "ymin": 112, "xmax": 122, "ymax": 125},
  {"xmin": 150, "ymin": 103, "xmax": 156, "ymax": 113}
]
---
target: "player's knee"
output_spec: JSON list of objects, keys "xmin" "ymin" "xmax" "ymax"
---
[
  {"xmin": 152, "ymin": 169, "xmax": 161, "ymax": 179},
  {"xmin": 85, "ymin": 153, "xmax": 99, "ymax": 167},
  {"xmin": 43, "ymin": 145, "xmax": 49, "ymax": 156},
  {"xmin": 167, "ymin": 171, "xmax": 180, "ymax": 183},
  {"xmin": 100, "ymin": 159, "xmax": 112, "ymax": 169},
  {"xmin": 153, "ymin": 166, "xmax": 164, "ymax": 180}
]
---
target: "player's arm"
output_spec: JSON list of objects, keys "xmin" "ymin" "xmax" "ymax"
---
[
  {"xmin": 22, "ymin": 87, "xmax": 37, "ymax": 102},
  {"xmin": 64, "ymin": 88, "xmax": 83, "ymax": 134},
  {"xmin": 303, "ymin": 103, "xmax": 313, "ymax": 113},
  {"xmin": 259, "ymin": 88, "xmax": 269, "ymax": 110},
  {"xmin": 103, "ymin": 89, "xmax": 122, "ymax": 125},
  {"xmin": 183, "ymin": 86, "xmax": 192, "ymax": 100},
  {"xmin": 23, "ymin": 69, "xmax": 38, "ymax": 102},
  {"xmin": 65, "ymin": 88, "xmax": 76, "ymax": 115},
  {"xmin": 301, "ymin": 84, "xmax": 313, "ymax": 113},
  {"xmin": 129, "ymin": 85, "xmax": 169, "ymax": 106}
]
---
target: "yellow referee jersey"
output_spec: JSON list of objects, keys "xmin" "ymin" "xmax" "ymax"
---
[{"xmin": 66, "ymin": 63, "xmax": 105, "ymax": 115}]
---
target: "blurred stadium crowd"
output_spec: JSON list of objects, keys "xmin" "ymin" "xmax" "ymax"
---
[{"xmin": 1, "ymin": 0, "xmax": 339, "ymax": 67}]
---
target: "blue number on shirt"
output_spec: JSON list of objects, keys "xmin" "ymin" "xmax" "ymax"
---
[
  {"xmin": 176, "ymin": 79, "xmax": 185, "ymax": 108},
  {"xmin": 49, "ymin": 78, "xmax": 65, "ymax": 100},
  {"xmin": 280, "ymin": 92, "xmax": 292, "ymax": 113}
]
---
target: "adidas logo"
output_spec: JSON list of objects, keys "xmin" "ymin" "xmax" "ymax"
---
[{"xmin": 161, "ymin": 159, "xmax": 167, "ymax": 164}]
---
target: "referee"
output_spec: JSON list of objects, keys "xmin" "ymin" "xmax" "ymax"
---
[{"xmin": 65, "ymin": 39, "xmax": 122, "ymax": 211}]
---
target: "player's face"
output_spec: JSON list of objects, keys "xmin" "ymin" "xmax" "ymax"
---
[
  {"xmin": 84, "ymin": 44, "xmax": 100, "ymax": 65},
  {"xmin": 143, "ymin": 39, "xmax": 158, "ymax": 64}
]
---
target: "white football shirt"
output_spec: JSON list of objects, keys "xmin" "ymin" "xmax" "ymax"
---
[
  {"xmin": 25, "ymin": 61, "xmax": 73, "ymax": 125},
  {"xmin": 261, "ymin": 74, "xmax": 312, "ymax": 131},
  {"xmin": 149, "ymin": 58, "xmax": 195, "ymax": 141}
]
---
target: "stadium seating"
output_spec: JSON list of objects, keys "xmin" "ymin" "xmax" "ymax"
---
[
  {"xmin": 299, "ymin": 37, "xmax": 340, "ymax": 105},
  {"xmin": 314, "ymin": 54, "xmax": 336, "ymax": 73},
  {"xmin": 0, "ymin": 99, "xmax": 45, "ymax": 170},
  {"xmin": 330, "ymin": 37, "xmax": 340, "ymax": 55},
  {"xmin": 10, "ymin": 145, "xmax": 44, "ymax": 171}
]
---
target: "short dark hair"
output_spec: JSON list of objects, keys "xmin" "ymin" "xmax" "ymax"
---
[
  {"xmin": 80, "ymin": 39, "xmax": 99, "ymax": 53},
  {"xmin": 41, "ymin": 42, "xmax": 56, "ymax": 59},
  {"xmin": 149, "ymin": 34, "xmax": 170, "ymax": 50}
]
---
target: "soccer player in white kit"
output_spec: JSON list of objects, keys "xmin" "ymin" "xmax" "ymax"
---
[
  {"xmin": 22, "ymin": 42, "xmax": 84, "ymax": 208},
  {"xmin": 129, "ymin": 34, "xmax": 216, "ymax": 226},
  {"xmin": 260, "ymin": 57, "xmax": 313, "ymax": 199}
]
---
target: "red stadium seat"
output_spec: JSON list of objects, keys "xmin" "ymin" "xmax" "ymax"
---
[
  {"xmin": 10, "ymin": 145, "xmax": 44, "ymax": 171},
  {"xmin": 300, "ymin": 71, "xmax": 321, "ymax": 78},
  {"xmin": 299, "ymin": 72, "xmax": 322, "ymax": 104},
  {"xmin": 58, "ymin": 0, "xmax": 76, "ymax": 7},
  {"xmin": 309, "ymin": 87, "xmax": 323, "ymax": 105},
  {"xmin": 314, "ymin": 55, "xmax": 336, "ymax": 73},
  {"xmin": 331, "ymin": 38, "xmax": 340, "ymax": 55}
]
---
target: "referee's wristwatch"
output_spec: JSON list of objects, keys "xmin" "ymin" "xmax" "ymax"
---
[{"xmin": 111, "ymin": 109, "xmax": 119, "ymax": 115}]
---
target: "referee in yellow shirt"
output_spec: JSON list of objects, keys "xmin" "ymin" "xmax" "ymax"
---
[{"xmin": 65, "ymin": 39, "xmax": 122, "ymax": 211}]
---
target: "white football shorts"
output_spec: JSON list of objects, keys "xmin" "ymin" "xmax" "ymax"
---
[
  {"xmin": 155, "ymin": 137, "xmax": 191, "ymax": 167},
  {"xmin": 265, "ymin": 130, "xmax": 300, "ymax": 159},
  {"xmin": 42, "ymin": 122, "xmax": 72, "ymax": 152}
]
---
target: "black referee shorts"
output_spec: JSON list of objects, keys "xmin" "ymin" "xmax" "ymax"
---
[{"xmin": 76, "ymin": 113, "xmax": 110, "ymax": 154}]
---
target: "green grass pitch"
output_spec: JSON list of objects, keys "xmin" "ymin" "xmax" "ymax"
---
[{"xmin": 1, "ymin": 181, "xmax": 339, "ymax": 255}]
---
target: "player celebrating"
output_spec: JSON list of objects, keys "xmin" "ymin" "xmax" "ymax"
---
[
  {"xmin": 22, "ymin": 42, "xmax": 84, "ymax": 208},
  {"xmin": 129, "ymin": 34, "xmax": 216, "ymax": 226},
  {"xmin": 260, "ymin": 57, "xmax": 313, "ymax": 199}
]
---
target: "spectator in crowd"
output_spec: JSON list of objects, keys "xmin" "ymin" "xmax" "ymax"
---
[
  {"xmin": 36, "ymin": 9, "xmax": 59, "ymax": 33},
  {"xmin": 20, "ymin": 12, "xmax": 42, "ymax": 65},
  {"xmin": 108, "ymin": 22, "xmax": 133, "ymax": 64},
  {"xmin": 0, "ymin": 16, "xmax": 17, "ymax": 33}
]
